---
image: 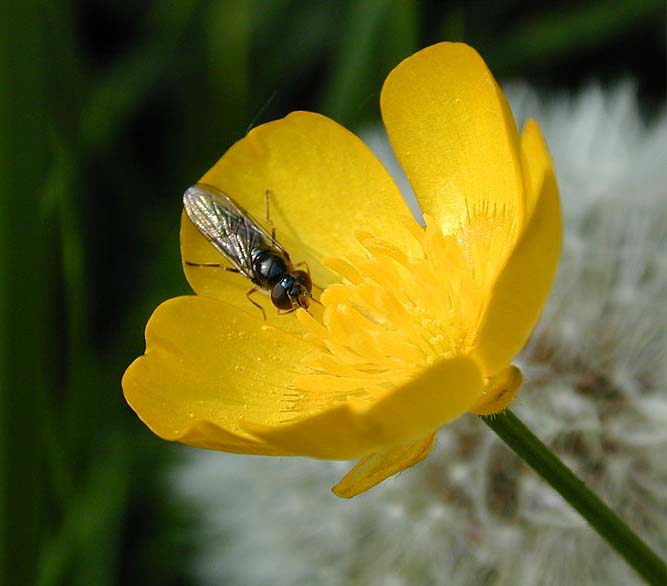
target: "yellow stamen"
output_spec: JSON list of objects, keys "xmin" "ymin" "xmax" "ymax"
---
[{"xmin": 294, "ymin": 207, "xmax": 516, "ymax": 408}]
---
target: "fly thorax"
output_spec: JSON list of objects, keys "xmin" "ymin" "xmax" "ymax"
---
[{"xmin": 253, "ymin": 250, "xmax": 289, "ymax": 286}]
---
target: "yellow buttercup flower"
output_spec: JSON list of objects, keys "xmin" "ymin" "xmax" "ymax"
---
[{"xmin": 123, "ymin": 42, "xmax": 561, "ymax": 498}]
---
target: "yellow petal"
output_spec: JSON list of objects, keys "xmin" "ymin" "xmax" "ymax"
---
[
  {"xmin": 520, "ymin": 119, "xmax": 552, "ymax": 225},
  {"xmin": 381, "ymin": 42, "xmax": 524, "ymax": 236},
  {"xmin": 122, "ymin": 295, "xmax": 315, "ymax": 455},
  {"xmin": 245, "ymin": 356, "xmax": 483, "ymax": 459},
  {"xmin": 332, "ymin": 434, "xmax": 436, "ymax": 498},
  {"xmin": 470, "ymin": 364, "xmax": 523, "ymax": 415},
  {"xmin": 182, "ymin": 111, "xmax": 420, "ymax": 304},
  {"xmin": 473, "ymin": 120, "xmax": 562, "ymax": 375}
]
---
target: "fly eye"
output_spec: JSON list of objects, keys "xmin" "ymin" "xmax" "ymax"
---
[
  {"xmin": 271, "ymin": 282, "xmax": 293, "ymax": 310},
  {"xmin": 293, "ymin": 270, "xmax": 312, "ymax": 292}
]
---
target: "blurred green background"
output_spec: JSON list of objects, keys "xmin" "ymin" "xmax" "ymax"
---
[{"xmin": 0, "ymin": 1, "xmax": 664, "ymax": 584}]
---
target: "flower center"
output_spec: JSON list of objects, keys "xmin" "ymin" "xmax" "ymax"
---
[{"xmin": 293, "ymin": 208, "xmax": 515, "ymax": 409}]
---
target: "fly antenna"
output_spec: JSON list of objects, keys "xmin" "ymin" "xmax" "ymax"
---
[{"xmin": 246, "ymin": 90, "xmax": 277, "ymax": 135}]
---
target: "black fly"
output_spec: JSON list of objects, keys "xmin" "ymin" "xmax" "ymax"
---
[{"xmin": 182, "ymin": 184, "xmax": 312, "ymax": 318}]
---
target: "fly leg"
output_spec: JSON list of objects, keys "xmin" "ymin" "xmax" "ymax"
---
[
  {"xmin": 264, "ymin": 189, "xmax": 276, "ymax": 242},
  {"xmin": 293, "ymin": 260, "xmax": 323, "ymax": 311},
  {"xmin": 184, "ymin": 261, "xmax": 240, "ymax": 274},
  {"xmin": 246, "ymin": 287, "xmax": 267, "ymax": 321},
  {"xmin": 186, "ymin": 261, "xmax": 265, "ymax": 319}
]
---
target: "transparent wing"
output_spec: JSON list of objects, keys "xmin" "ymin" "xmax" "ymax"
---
[{"xmin": 183, "ymin": 184, "xmax": 284, "ymax": 279}]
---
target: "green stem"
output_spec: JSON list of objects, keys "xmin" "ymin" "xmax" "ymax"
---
[{"xmin": 480, "ymin": 409, "xmax": 666, "ymax": 586}]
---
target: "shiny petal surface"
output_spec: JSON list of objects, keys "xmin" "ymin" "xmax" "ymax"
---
[
  {"xmin": 246, "ymin": 356, "xmax": 483, "ymax": 459},
  {"xmin": 473, "ymin": 120, "xmax": 562, "ymax": 375},
  {"xmin": 520, "ymin": 119, "xmax": 552, "ymax": 224},
  {"xmin": 381, "ymin": 42, "xmax": 524, "ymax": 236},
  {"xmin": 332, "ymin": 434, "xmax": 436, "ymax": 498},
  {"xmin": 122, "ymin": 296, "xmax": 315, "ymax": 455},
  {"xmin": 182, "ymin": 111, "xmax": 420, "ymax": 305}
]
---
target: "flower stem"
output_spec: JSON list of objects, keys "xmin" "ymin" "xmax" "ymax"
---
[{"xmin": 480, "ymin": 409, "xmax": 666, "ymax": 586}]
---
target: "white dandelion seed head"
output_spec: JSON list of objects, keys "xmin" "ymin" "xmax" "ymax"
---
[{"xmin": 170, "ymin": 83, "xmax": 667, "ymax": 586}]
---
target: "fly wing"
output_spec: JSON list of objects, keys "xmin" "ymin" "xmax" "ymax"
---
[{"xmin": 183, "ymin": 184, "xmax": 280, "ymax": 278}]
